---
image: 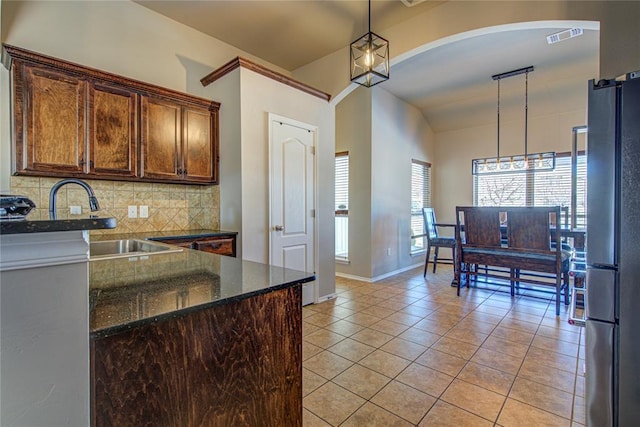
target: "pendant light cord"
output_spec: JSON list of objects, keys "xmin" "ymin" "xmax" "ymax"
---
[
  {"xmin": 368, "ymin": 0, "xmax": 371, "ymax": 33},
  {"xmin": 497, "ymin": 78, "xmax": 501, "ymax": 159},
  {"xmin": 524, "ymin": 70, "xmax": 529, "ymax": 158}
]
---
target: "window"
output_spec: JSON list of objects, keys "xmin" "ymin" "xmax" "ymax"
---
[
  {"xmin": 335, "ymin": 152, "xmax": 349, "ymax": 261},
  {"xmin": 474, "ymin": 152, "xmax": 587, "ymax": 227},
  {"xmin": 411, "ymin": 159, "xmax": 431, "ymax": 254},
  {"xmin": 533, "ymin": 152, "xmax": 587, "ymax": 227}
]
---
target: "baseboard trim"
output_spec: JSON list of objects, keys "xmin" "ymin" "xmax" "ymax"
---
[
  {"xmin": 372, "ymin": 263, "xmax": 423, "ymax": 282},
  {"xmin": 336, "ymin": 262, "xmax": 423, "ymax": 283},
  {"xmin": 316, "ymin": 292, "xmax": 337, "ymax": 303}
]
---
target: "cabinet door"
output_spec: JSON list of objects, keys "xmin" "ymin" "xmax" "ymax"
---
[
  {"xmin": 193, "ymin": 236, "xmax": 236, "ymax": 257},
  {"xmin": 88, "ymin": 83, "xmax": 137, "ymax": 177},
  {"xmin": 182, "ymin": 106, "xmax": 214, "ymax": 183},
  {"xmin": 140, "ymin": 96, "xmax": 182, "ymax": 180},
  {"xmin": 18, "ymin": 64, "xmax": 86, "ymax": 174}
]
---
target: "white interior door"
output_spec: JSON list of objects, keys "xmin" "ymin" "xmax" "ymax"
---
[{"xmin": 269, "ymin": 114, "xmax": 316, "ymax": 305}]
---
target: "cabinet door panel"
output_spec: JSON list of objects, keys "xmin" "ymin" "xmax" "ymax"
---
[
  {"xmin": 141, "ymin": 97, "xmax": 181, "ymax": 180},
  {"xmin": 183, "ymin": 107, "xmax": 213, "ymax": 182},
  {"xmin": 194, "ymin": 237, "xmax": 236, "ymax": 257},
  {"xmin": 23, "ymin": 65, "xmax": 86, "ymax": 173},
  {"xmin": 89, "ymin": 84, "xmax": 137, "ymax": 177}
]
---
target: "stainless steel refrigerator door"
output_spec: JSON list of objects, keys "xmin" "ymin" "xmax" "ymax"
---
[
  {"xmin": 587, "ymin": 81, "xmax": 617, "ymax": 267},
  {"xmin": 617, "ymin": 76, "xmax": 640, "ymax": 427},
  {"xmin": 586, "ymin": 320, "xmax": 615, "ymax": 427},
  {"xmin": 585, "ymin": 268, "xmax": 616, "ymax": 322}
]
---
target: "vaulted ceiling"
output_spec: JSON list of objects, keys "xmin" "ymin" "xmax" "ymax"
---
[{"xmin": 135, "ymin": 1, "xmax": 599, "ymax": 131}]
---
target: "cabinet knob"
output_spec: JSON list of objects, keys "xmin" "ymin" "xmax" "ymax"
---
[{"xmin": 274, "ymin": 225, "xmax": 284, "ymax": 231}]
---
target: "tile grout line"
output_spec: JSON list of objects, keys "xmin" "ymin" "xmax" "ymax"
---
[{"xmin": 305, "ymin": 267, "xmax": 581, "ymax": 426}]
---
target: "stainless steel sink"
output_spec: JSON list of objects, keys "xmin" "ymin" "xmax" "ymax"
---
[{"xmin": 90, "ymin": 239, "xmax": 183, "ymax": 260}]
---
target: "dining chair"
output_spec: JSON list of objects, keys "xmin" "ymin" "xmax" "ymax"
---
[{"xmin": 422, "ymin": 207, "xmax": 457, "ymax": 276}]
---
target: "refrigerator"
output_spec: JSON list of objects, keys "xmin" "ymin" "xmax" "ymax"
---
[{"xmin": 586, "ymin": 73, "xmax": 640, "ymax": 427}]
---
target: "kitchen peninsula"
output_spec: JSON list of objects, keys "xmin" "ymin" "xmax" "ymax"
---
[
  {"xmin": 90, "ymin": 245, "xmax": 314, "ymax": 426},
  {"xmin": 1, "ymin": 220, "xmax": 314, "ymax": 426}
]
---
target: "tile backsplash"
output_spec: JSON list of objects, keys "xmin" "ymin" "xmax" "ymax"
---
[{"xmin": 10, "ymin": 176, "xmax": 220, "ymax": 235}]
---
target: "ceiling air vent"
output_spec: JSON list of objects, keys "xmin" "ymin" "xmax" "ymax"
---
[{"xmin": 546, "ymin": 28, "xmax": 584, "ymax": 44}]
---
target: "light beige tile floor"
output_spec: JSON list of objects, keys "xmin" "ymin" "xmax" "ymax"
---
[{"xmin": 302, "ymin": 265, "xmax": 585, "ymax": 426}]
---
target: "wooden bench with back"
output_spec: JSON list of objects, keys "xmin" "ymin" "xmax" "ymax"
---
[{"xmin": 454, "ymin": 206, "xmax": 571, "ymax": 315}]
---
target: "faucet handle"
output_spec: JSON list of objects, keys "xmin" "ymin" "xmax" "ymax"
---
[{"xmin": 89, "ymin": 196, "xmax": 100, "ymax": 212}]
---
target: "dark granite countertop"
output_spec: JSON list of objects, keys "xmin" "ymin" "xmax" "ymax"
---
[
  {"xmin": 0, "ymin": 216, "xmax": 117, "ymax": 234},
  {"xmin": 90, "ymin": 247, "xmax": 314, "ymax": 338}
]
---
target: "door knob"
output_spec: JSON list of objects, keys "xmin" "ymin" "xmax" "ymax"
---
[{"xmin": 274, "ymin": 225, "xmax": 284, "ymax": 231}]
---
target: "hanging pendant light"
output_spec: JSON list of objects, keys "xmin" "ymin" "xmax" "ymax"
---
[
  {"xmin": 472, "ymin": 66, "xmax": 556, "ymax": 175},
  {"xmin": 350, "ymin": 0, "xmax": 389, "ymax": 87}
]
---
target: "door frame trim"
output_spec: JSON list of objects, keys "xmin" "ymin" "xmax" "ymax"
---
[{"xmin": 267, "ymin": 112, "xmax": 319, "ymax": 303}]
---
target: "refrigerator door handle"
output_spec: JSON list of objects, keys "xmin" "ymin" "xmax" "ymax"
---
[
  {"xmin": 585, "ymin": 268, "xmax": 616, "ymax": 322},
  {"xmin": 586, "ymin": 320, "xmax": 615, "ymax": 427},
  {"xmin": 587, "ymin": 81, "xmax": 617, "ymax": 266}
]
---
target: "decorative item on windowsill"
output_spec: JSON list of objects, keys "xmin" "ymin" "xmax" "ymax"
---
[
  {"xmin": 472, "ymin": 66, "xmax": 556, "ymax": 175},
  {"xmin": 350, "ymin": 0, "xmax": 389, "ymax": 87}
]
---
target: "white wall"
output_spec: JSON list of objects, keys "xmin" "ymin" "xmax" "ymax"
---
[
  {"xmin": 371, "ymin": 88, "xmax": 434, "ymax": 278},
  {"xmin": 238, "ymin": 68, "xmax": 335, "ymax": 299},
  {"xmin": 433, "ymin": 109, "xmax": 587, "ymax": 224},
  {"xmin": 334, "ymin": 86, "xmax": 434, "ymax": 281},
  {"xmin": 207, "ymin": 67, "xmax": 335, "ymax": 298},
  {"xmin": 335, "ymin": 87, "xmax": 372, "ymax": 278},
  {"xmin": 206, "ymin": 70, "xmax": 243, "ymax": 256}
]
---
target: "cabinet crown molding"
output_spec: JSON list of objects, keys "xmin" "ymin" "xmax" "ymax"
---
[
  {"xmin": 200, "ymin": 56, "xmax": 331, "ymax": 102},
  {"xmin": 2, "ymin": 44, "xmax": 221, "ymax": 110}
]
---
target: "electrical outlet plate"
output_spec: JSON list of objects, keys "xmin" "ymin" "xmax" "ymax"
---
[
  {"xmin": 139, "ymin": 205, "xmax": 149, "ymax": 218},
  {"xmin": 128, "ymin": 205, "xmax": 137, "ymax": 218},
  {"xmin": 69, "ymin": 205, "xmax": 82, "ymax": 215}
]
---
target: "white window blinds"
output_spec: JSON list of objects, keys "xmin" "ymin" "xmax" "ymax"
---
[
  {"xmin": 411, "ymin": 160, "xmax": 431, "ymax": 254},
  {"xmin": 335, "ymin": 152, "xmax": 349, "ymax": 261},
  {"xmin": 335, "ymin": 152, "xmax": 349, "ymax": 214},
  {"xmin": 533, "ymin": 153, "xmax": 587, "ymax": 227}
]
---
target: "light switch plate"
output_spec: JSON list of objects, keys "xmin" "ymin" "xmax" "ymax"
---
[
  {"xmin": 139, "ymin": 205, "xmax": 149, "ymax": 218},
  {"xmin": 69, "ymin": 205, "xmax": 82, "ymax": 215},
  {"xmin": 128, "ymin": 205, "xmax": 137, "ymax": 218}
]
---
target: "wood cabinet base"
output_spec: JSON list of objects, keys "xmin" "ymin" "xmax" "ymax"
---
[
  {"xmin": 91, "ymin": 286, "xmax": 302, "ymax": 426},
  {"xmin": 153, "ymin": 233, "xmax": 237, "ymax": 257}
]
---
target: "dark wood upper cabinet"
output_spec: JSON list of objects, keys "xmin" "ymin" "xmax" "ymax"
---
[
  {"xmin": 141, "ymin": 96, "xmax": 181, "ymax": 180},
  {"xmin": 183, "ymin": 106, "xmax": 215, "ymax": 182},
  {"xmin": 89, "ymin": 83, "xmax": 138, "ymax": 177},
  {"xmin": 141, "ymin": 96, "xmax": 217, "ymax": 183},
  {"xmin": 19, "ymin": 64, "xmax": 87, "ymax": 174},
  {"xmin": 3, "ymin": 44, "xmax": 220, "ymax": 185}
]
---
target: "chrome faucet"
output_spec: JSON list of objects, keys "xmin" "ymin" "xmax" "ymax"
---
[{"xmin": 49, "ymin": 178, "xmax": 100, "ymax": 220}]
